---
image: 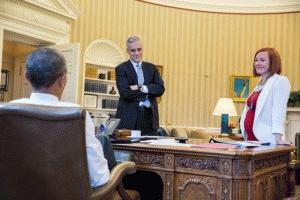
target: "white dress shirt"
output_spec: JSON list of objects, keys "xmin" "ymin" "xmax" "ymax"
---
[
  {"xmin": 10, "ymin": 93, "xmax": 110, "ymax": 188},
  {"xmin": 130, "ymin": 60, "xmax": 151, "ymax": 107},
  {"xmin": 130, "ymin": 60, "xmax": 149, "ymax": 93}
]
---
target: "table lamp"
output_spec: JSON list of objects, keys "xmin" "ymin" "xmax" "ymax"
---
[{"xmin": 213, "ymin": 98, "xmax": 237, "ymax": 134}]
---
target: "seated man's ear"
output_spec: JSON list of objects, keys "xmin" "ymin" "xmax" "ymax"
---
[
  {"xmin": 58, "ymin": 73, "xmax": 67, "ymax": 87},
  {"xmin": 24, "ymin": 71, "xmax": 30, "ymax": 82}
]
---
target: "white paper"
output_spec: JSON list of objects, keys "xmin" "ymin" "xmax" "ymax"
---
[
  {"xmin": 140, "ymin": 139, "xmax": 193, "ymax": 147},
  {"xmin": 126, "ymin": 136, "xmax": 162, "ymax": 139},
  {"xmin": 229, "ymin": 141, "xmax": 261, "ymax": 147}
]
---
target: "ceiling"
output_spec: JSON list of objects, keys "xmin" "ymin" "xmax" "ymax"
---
[
  {"xmin": 3, "ymin": 40, "xmax": 36, "ymax": 57},
  {"xmin": 141, "ymin": 0, "xmax": 300, "ymax": 13}
]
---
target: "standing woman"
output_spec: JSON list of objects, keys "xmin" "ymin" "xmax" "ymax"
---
[{"xmin": 240, "ymin": 47, "xmax": 291, "ymax": 145}]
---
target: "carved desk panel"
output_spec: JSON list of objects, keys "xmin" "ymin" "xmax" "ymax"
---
[{"xmin": 113, "ymin": 142, "xmax": 295, "ymax": 200}]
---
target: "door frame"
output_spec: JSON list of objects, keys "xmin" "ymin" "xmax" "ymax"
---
[{"xmin": 0, "ymin": 0, "xmax": 79, "ymax": 85}]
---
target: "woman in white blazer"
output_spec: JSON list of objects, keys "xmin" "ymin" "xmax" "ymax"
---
[{"xmin": 240, "ymin": 47, "xmax": 291, "ymax": 145}]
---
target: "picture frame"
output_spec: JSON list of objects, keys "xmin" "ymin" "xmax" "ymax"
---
[
  {"xmin": 1, "ymin": 70, "xmax": 9, "ymax": 91},
  {"xmin": 230, "ymin": 75, "xmax": 253, "ymax": 102},
  {"xmin": 157, "ymin": 65, "xmax": 163, "ymax": 77},
  {"xmin": 83, "ymin": 94, "xmax": 97, "ymax": 108},
  {"xmin": 156, "ymin": 65, "xmax": 163, "ymax": 103},
  {"xmin": 0, "ymin": 92, "xmax": 4, "ymax": 102},
  {"xmin": 104, "ymin": 118, "xmax": 121, "ymax": 135}
]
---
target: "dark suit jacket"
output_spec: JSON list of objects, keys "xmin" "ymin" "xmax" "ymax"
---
[{"xmin": 115, "ymin": 60, "xmax": 165, "ymax": 131}]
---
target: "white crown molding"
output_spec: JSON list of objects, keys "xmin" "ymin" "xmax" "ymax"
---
[
  {"xmin": 140, "ymin": 0, "xmax": 300, "ymax": 13},
  {"xmin": 1, "ymin": 2, "xmax": 69, "ymax": 33},
  {"xmin": 17, "ymin": 0, "xmax": 79, "ymax": 20},
  {"xmin": 0, "ymin": 0, "xmax": 78, "ymax": 45}
]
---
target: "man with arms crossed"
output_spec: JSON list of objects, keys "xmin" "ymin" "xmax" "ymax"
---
[
  {"xmin": 116, "ymin": 36, "xmax": 165, "ymax": 199},
  {"xmin": 115, "ymin": 36, "xmax": 165, "ymax": 136},
  {"xmin": 10, "ymin": 48, "xmax": 109, "ymax": 188}
]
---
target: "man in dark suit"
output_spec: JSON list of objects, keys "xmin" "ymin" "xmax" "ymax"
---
[
  {"xmin": 116, "ymin": 37, "xmax": 164, "ymax": 199},
  {"xmin": 115, "ymin": 36, "xmax": 165, "ymax": 135}
]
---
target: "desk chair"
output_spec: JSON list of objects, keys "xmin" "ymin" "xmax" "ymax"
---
[
  {"xmin": 283, "ymin": 133, "xmax": 300, "ymax": 200},
  {"xmin": 0, "ymin": 103, "xmax": 139, "ymax": 200}
]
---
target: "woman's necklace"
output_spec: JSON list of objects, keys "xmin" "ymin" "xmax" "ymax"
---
[{"xmin": 254, "ymin": 75, "xmax": 270, "ymax": 92}]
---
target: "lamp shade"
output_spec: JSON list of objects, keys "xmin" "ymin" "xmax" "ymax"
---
[{"xmin": 213, "ymin": 98, "xmax": 237, "ymax": 116}]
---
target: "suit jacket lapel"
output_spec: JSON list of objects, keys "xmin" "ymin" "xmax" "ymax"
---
[
  {"xmin": 254, "ymin": 74, "xmax": 279, "ymax": 124},
  {"xmin": 141, "ymin": 62, "xmax": 149, "ymax": 84},
  {"xmin": 126, "ymin": 60, "xmax": 139, "ymax": 84}
]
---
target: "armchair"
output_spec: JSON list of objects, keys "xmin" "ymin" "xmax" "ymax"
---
[{"xmin": 0, "ymin": 103, "xmax": 139, "ymax": 200}]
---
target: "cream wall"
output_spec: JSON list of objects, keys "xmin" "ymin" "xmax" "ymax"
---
[
  {"xmin": 68, "ymin": 0, "xmax": 300, "ymax": 129},
  {"xmin": 1, "ymin": 40, "xmax": 36, "ymax": 102}
]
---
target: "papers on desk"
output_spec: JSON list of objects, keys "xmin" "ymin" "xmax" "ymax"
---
[
  {"xmin": 126, "ymin": 136, "xmax": 162, "ymax": 140},
  {"xmin": 191, "ymin": 143, "xmax": 237, "ymax": 150},
  {"xmin": 209, "ymin": 138, "xmax": 268, "ymax": 148},
  {"xmin": 140, "ymin": 139, "xmax": 193, "ymax": 147},
  {"xmin": 230, "ymin": 141, "xmax": 261, "ymax": 148},
  {"xmin": 190, "ymin": 141, "xmax": 263, "ymax": 150}
]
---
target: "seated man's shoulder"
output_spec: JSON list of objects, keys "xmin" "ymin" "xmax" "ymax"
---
[
  {"xmin": 57, "ymin": 101, "xmax": 81, "ymax": 108},
  {"xmin": 9, "ymin": 99, "xmax": 82, "ymax": 109},
  {"xmin": 10, "ymin": 98, "xmax": 30, "ymax": 104}
]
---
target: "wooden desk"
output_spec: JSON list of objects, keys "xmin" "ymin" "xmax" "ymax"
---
[{"xmin": 113, "ymin": 140, "xmax": 295, "ymax": 200}]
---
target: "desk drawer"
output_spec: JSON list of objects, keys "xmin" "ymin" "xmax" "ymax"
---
[{"xmin": 174, "ymin": 173, "xmax": 219, "ymax": 200}]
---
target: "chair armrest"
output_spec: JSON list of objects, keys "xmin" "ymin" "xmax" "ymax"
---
[
  {"xmin": 285, "ymin": 160, "xmax": 300, "ymax": 198},
  {"xmin": 289, "ymin": 160, "xmax": 300, "ymax": 170},
  {"xmin": 91, "ymin": 161, "xmax": 137, "ymax": 200}
]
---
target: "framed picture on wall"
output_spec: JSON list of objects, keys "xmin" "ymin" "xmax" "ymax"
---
[
  {"xmin": 230, "ymin": 75, "xmax": 253, "ymax": 102},
  {"xmin": 0, "ymin": 92, "xmax": 4, "ymax": 102},
  {"xmin": 1, "ymin": 70, "xmax": 9, "ymax": 91},
  {"xmin": 83, "ymin": 94, "xmax": 97, "ymax": 108},
  {"xmin": 156, "ymin": 65, "xmax": 163, "ymax": 103}
]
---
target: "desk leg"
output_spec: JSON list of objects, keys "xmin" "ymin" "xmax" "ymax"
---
[
  {"xmin": 164, "ymin": 172, "xmax": 174, "ymax": 200},
  {"xmin": 153, "ymin": 170, "xmax": 174, "ymax": 200},
  {"xmin": 221, "ymin": 179, "xmax": 231, "ymax": 200}
]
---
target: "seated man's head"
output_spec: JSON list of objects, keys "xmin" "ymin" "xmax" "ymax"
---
[{"xmin": 25, "ymin": 48, "xmax": 67, "ymax": 99}]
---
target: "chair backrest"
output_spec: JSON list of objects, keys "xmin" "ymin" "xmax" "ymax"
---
[
  {"xmin": 170, "ymin": 128, "xmax": 189, "ymax": 138},
  {"xmin": 0, "ymin": 103, "xmax": 91, "ymax": 200}
]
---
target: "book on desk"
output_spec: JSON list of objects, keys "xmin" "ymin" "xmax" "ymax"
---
[
  {"xmin": 191, "ymin": 143, "xmax": 237, "ymax": 150},
  {"xmin": 190, "ymin": 137, "xmax": 269, "ymax": 150},
  {"xmin": 210, "ymin": 137, "xmax": 269, "ymax": 148}
]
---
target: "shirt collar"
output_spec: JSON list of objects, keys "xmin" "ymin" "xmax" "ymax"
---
[
  {"xmin": 30, "ymin": 93, "xmax": 60, "ymax": 103},
  {"xmin": 130, "ymin": 60, "xmax": 142, "ymax": 68}
]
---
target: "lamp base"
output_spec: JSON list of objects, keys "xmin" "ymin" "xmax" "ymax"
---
[{"xmin": 221, "ymin": 114, "xmax": 229, "ymax": 134}]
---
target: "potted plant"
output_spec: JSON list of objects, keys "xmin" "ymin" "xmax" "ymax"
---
[
  {"xmin": 288, "ymin": 91, "xmax": 300, "ymax": 107},
  {"xmin": 228, "ymin": 121, "xmax": 237, "ymax": 135}
]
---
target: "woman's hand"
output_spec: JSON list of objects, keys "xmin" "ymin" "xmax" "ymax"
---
[{"xmin": 275, "ymin": 133, "xmax": 291, "ymax": 145}]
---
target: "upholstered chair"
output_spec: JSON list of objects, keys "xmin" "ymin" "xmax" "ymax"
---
[
  {"xmin": 169, "ymin": 127, "xmax": 189, "ymax": 138},
  {"xmin": 0, "ymin": 103, "xmax": 139, "ymax": 200}
]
